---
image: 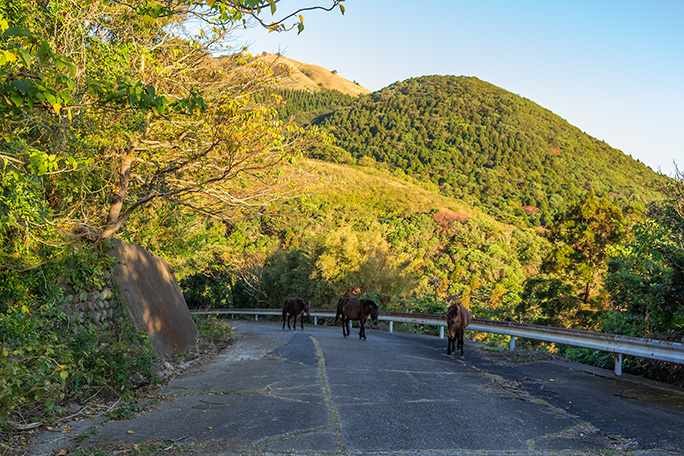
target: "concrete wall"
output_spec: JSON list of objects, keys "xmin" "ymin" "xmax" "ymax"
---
[{"xmin": 110, "ymin": 239, "xmax": 198, "ymax": 359}]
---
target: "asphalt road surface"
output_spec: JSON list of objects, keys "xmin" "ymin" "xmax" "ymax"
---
[{"xmin": 31, "ymin": 321, "xmax": 684, "ymax": 455}]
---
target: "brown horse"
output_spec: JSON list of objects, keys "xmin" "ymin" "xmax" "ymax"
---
[
  {"xmin": 334, "ymin": 297, "xmax": 379, "ymax": 340},
  {"xmin": 282, "ymin": 297, "xmax": 311, "ymax": 330},
  {"xmin": 446, "ymin": 303, "xmax": 472, "ymax": 356}
]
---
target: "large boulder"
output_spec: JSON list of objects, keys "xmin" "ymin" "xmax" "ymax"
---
[{"xmin": 110, "ymin": 239, "xmax": 197, "ymax": 359}]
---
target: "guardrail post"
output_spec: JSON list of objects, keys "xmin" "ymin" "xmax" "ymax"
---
[
  {"xmin": 389, "ymin": 321, "xmax": 393, "ymax": 333},
  {"xmin": 314, "ymin": 316, "xmax": 318, "ymax": 326},
  {"xmin": 255, "ymin": 314, "xmax": 258, "ymax": 321},
  {"xmin": 509, "ymin": 336, "xmax": 516, "ymax": 351},
  {"xmin": 614, "ymin": 354, "xmax": 623, "ymax": 376},
  {"xmin": 439, "ymin": 327, "xmax": 444, "ymax": 339}
]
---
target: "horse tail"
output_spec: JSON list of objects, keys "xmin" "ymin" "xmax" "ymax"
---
[
  {"xmin": 446, "ymin": 303, "xmax": 457, "ymax": 336},
  {"xmin": 334, "ymin": 298, "xmax": 343, "ymax": 325},
  {"xmin": 463, "ymin": 305, "xmax": 472, "ymax": 328}
]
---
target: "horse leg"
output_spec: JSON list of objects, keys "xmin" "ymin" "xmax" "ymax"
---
[
  {"xmin": 293, "ymin": 313, "xmax": 298, "ymax": 330},
  {"xmin": 300, "ymin": 313, "xmax": 304, "ymax": 330},
  {"xmin": 359, "ymin": 319, "xmax": 366, "ymax": 340},
  {"xmin": 457, "ymin": 329, "xmax": 464, "ymax": 356},
  {"xmin": 342, "ymin": 318, "xmax": 348, "ymax": 337},
  {"xmin": 283, "ymin": 311, "xmax": 288, "ymax": 330}
]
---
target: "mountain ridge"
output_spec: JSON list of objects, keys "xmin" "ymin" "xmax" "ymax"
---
[{"xmin": 256, "ymin": 53, "xmax": 370, "ymax": 97}]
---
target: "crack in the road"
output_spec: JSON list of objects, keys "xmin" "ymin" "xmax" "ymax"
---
[
  {"xmin": 310, "ymin": 334, "xmax": 346, "ymax": 453},
  {"xmin": 253, "ymin": 334, "xmax": 347, "ymax": 454}
]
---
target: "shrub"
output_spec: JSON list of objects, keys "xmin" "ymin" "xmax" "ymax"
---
[{"xmin": 0, "ymin": 241, "xmax": 158, "ymax": 428}]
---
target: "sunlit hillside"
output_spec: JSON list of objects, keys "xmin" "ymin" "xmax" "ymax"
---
[
  {"xmin": 274, "ymin": 67, "xmax": 669, "ymax": 227},
  {"xmin": 256, "ymin": 53, "xmax": 370, "ymax": 96}
]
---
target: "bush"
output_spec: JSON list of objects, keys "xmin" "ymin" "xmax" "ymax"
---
[
  {"xmin": 192, "ymin": 314, "xmax": 234, "ymax": 352},
  {"xmin": 0, "ymin": 241, "xmax": 158, "ymax": 429}
]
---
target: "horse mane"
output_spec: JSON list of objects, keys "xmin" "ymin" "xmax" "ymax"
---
[{"xmin": 447, "ymin": 302, "xmax": 460, "ymax": 317}]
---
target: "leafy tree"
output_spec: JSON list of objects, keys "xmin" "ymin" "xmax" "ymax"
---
[
  {"xmin": 309, "ymin": 223, "xmax": 418, "ymax": 303},
  {"xmin": 0, "ymin": 0, "xmax": 343, "ymax": 270},
  {"xmin": 520, "ymin": 192, "xmax": 628, "ymax": 328},
  {"xmin": 605, "ymin": 167, "xmax": 684, "ymax": 338}
]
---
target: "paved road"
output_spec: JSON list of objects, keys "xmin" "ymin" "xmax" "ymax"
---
[{"xmin": 31, "ymin": 321, "xmax": 684, "ymax": 455}]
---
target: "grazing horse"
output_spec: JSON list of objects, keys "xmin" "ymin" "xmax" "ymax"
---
[
  {"xmin": 282, "ymin": 297, "xmax": 311, "ymax": 330},
  {"xmin": 334, "ymin": 297, "xmax": 379, "ymax": 340},
  {"xmin": 446, "ymin": 303, "xmax": 472, "ymax": 356}
]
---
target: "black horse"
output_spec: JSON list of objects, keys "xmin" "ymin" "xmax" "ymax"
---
[
  {"xmin": 334, "ymin": 297, "xmax": 379, "ymax": 340},
  {"xmin": 282, "ymin": 297, "xmax": 311, "ymax": 330},
  {"xmin": 446, "ymin": 303, "xmax": 472, "ymax": 356}
]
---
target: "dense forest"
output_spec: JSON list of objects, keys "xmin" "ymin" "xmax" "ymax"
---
[
  {"xmin": 1, "ymin": 0, "xmax": 683, "ymax": 443},
  {"xmin": 279, "ymin": 77, "xmax": 667, "ymax": 227}
]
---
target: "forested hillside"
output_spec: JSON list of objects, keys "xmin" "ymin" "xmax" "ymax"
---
[
  {"xmin": 171, "ymin": 159, "xmax": 544, "ymax": 320},
  {"xmin": 280, "ymin": 76, "xmax": 668, "ymax": 226}
]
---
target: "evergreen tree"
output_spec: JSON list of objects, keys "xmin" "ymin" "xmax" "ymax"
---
[{"xmin": 520, "ymin": 192, "xmax": 628, "ymax": 328}]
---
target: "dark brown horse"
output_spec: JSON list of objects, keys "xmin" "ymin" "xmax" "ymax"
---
[
  {"xmin": 334, "ymin": 297, "xmax": 379, "ymax": 340},
  {"xmin": 446, "ymin": 303, "xmax": 472, "ymax": 356},
  {"xmin": 282, "ymin": 297, "xmax": 311, "ymax": 330}
]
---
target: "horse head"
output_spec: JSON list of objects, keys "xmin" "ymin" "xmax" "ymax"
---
[{"xmin": 364, "ymin": 300, "xmax": 379, "ymax": 325}]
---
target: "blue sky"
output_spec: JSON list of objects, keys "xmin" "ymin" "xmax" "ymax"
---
[{"xmin": 236, "ymin": 0, "xmax": 682, "ymax": 177}]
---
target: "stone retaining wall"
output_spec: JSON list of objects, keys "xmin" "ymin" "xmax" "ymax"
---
[{"xmin": 63, "ymin": 285, "xmax": 123, "ymax": 331}]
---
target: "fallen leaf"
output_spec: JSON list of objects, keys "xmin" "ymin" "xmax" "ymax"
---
[
  {"xmin": 61, "ymin": 427, "xmax": 71, "ymax": 434},
  {"xmin": 57, "ymin": 450, "xmax": 67, "ymax": 456},
  {"xmin": 207, "ymin": 426, "xmax": 213, "ymax": 430},
  {"xmin": 127, "ymin": 430, "xmax": 135, "ymax": 434}
]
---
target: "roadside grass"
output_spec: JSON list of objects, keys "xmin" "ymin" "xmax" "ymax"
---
[{"xmin": 3, "ymin": 316, "xmax": 234, "ymax": 455}]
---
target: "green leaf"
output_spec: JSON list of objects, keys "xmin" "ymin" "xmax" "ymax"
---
[
  {"xmin": 297, "ymin": 23, "xmax": 304, "ymax": 35},
  {"xmin": 18, "ymin": 48, "xmax": 32, "ymax": 67},
  {"xmin": 10, "ymin": 91, "xmax": 22, "ymax": 107},
  {"xmin": 66, "ymin": 156, "xmax": 78, "ymax": 169},
  {"xmin": 2, "ymin": 27, "xmax": 31, "ymax": 37},
  {"xmin": 12, "ymin": 79, "xmax": 31, "ymax": 93}
]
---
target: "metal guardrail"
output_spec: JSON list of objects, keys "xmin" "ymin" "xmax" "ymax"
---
[{"xmin": 191, "ymin": 308, "xmax": 684, "ymax": 376}]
